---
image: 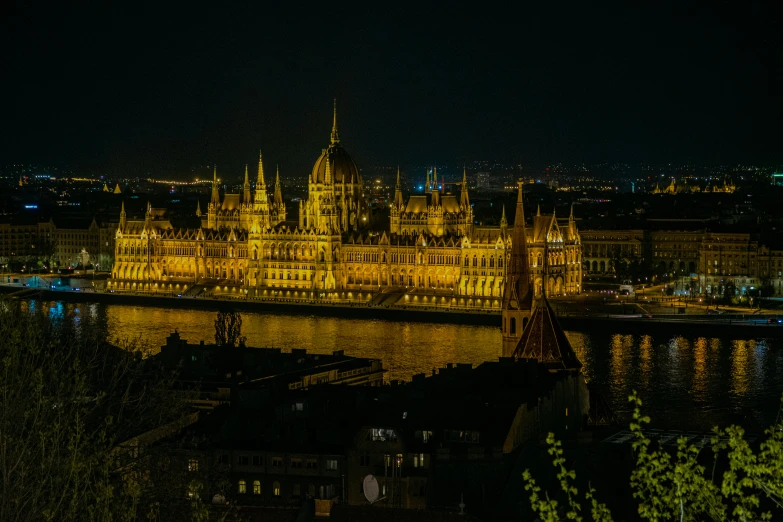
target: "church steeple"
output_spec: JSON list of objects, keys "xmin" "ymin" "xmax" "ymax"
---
[
  {"xmin": 330, "ymin": 98, "xmax": 340, "ymax": 145},
  {"xmin": 501, "ymin": 180, "xmax": 533, "ymax": 357}
]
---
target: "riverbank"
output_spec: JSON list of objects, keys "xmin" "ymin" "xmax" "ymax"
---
[
  {"xmin": 0, "ymin": 285, "xmax": 503, "ymax": 326},
  {"xmin": 3, "ymin": 284, "xmax": 783, "ymax": 336}
]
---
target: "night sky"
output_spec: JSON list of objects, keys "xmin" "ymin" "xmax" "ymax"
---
[{"xmin": 2, "ymin": 2, "xmax": 781, "ymax": 178}]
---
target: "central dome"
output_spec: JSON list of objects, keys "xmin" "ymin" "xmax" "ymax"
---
[
  {"xmin": 310, "ymin": 100, "xmax": 360, "ymax": 185},
  {"xmin": 311, "ymin": 143, "xmax": 359, "ymax": 184}
]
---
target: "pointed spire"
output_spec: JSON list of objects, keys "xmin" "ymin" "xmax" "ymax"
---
[
  {"xmin": 211, "ymin": 166, "xmax": 220, "ymax": 206},
  {"xmin": 502, "ymin": 179, "xmax": 532, "ymax": 310},
  {"xmin": 460, "ymin": 167, "xmax": 470, "ymax": 208},
  {"xmin": 536, "ymin": 203, "xmax": 541, "ymax": 216},
  {"xmin": 257, "ymin": 150, "xmax": 266, "ymax": 187},
  {"xmin": 119, "ymin": 200, "xmax": 126, "ymax": 229},
  {"xmin": 569, "ymin": 203, "xmax": 574, "ymax": 221},
  {"xmin": 330, "ymin": 98, "xmax": 340, "ymax": 144},
  {"xmin": 274, "ymin": 165, "xmax": 283, "ymax": 206},
  {"xmin": 394, "ymin": 166, "xmax": 404, "ymax": 208},
  {"xmin": 500, "ymin": 204, "xmax": 507, "ymax": 228},
  {"xmin": 243, "ymin": 164, "xmax": 251, "ymax": 204},
  {"xmin": 196, "ymin": 199, "xmax": 202, "ymax": 217}
]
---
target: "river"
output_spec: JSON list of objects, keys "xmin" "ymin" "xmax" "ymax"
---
[{"xmin": 31, "ymin": 300, "xmax": 783, "ymax": 432}]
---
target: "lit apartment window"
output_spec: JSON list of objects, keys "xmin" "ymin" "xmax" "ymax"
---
[
  {"xmin": 188, "ymin": 458, "xmax": 199, "ymax": 472},
  {"xmin": 253, "ymin": 480, "xmax": 261, "ymax": 495},
  {"xmin": 325, "ymin": 459, "xmax": 338, "ymax": 471},
  {"xmin": 238, "ymin": 480, "xmax": 247, "ymax": 494},
  {"xmin": 273, "ymin": 481, "xmax": 281, "ymax": 497}
]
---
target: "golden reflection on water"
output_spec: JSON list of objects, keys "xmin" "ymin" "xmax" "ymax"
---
[
  {"xmin": 565, "ymin": 332, "xmax": 591, "ymax": 381},
  {"xmin": 692, "ymin": 338, "xmax": 708, "ymax": 401},
  {"xmin": 103, "ymin": 304, "xmax": 503, "ymax": 382},
  {"xmin": 730, "ymin": 340, "xmax": 753, "ymax": 397},
  {"xmin": 639, "ymin": 335, "xmax": 653, "ymax": 382},
  {"xmin": 610, "ymin": 334, "xmax": 634, "ymax": 395}
]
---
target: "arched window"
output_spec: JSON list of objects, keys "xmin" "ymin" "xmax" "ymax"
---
[
  {"xmin": 510, "ymin": 317, "xmax": 517, "ymax": 334},
  {"xmin": 489, "ymin": 257, "xmax": 495, "ymax": 268},
  {"xmin": 253, "ymin": 480, "xmax": 261, "ymax": 495},
  {"xmin": 472, "ymin": 256, "xmax": 477, "ymax": 267},
  {"xmin": 481, "ymin": 256, "xmax": 486, "ymax": 267},
  {"xmin": 238, "ymin": 480, "xmax": 247, "ymax": 494},
  {"xmin": 464, "ymin": 257, "xmax": 469, "ymax": 267},
  {"xmin": 273, "ymin": 481, "xmax": 281, "ymax": 497}
]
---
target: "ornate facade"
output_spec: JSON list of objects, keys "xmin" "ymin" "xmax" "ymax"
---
[{"xmin": 109, "ymin": 105, "xmax": 583, "ymax": 301}]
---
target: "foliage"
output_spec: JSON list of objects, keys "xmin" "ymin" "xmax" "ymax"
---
[
  {"xmin": 214, "ymin": 310, "xmax": 246, "ymax": 348},
  {"xmin": 0, "ymin": 299, "xmax": 234, "ymax": 521},
  {"xmin": 523, "ymin": 392, "xmax": 783, "ymax": 521}
]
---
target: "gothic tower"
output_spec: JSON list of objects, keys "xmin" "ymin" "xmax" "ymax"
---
[{"xmin": 501, "ymin": 180, "xmax": 534, "ymax": 357}]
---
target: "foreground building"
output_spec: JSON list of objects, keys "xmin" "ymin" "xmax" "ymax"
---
[{"xmin": 109, "ymin": 103, "xmax": 583, "ymax": 300}]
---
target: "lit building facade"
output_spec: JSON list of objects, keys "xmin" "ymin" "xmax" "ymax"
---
[{"xmin": 109, "ymin": 105, "xmax": 583, "ymax": 299}]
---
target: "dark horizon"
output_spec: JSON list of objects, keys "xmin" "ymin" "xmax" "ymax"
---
[{"xmin": 3, "ymin": 3, "xmax": 781, "ymax": 177}]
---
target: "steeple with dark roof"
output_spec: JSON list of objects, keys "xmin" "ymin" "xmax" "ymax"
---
[
  {"xmin": 512, "ymin": 298, "xmax": 582, "ymax": 370},
  {"xmin": 501, "ymin": 180, "xmax": 534, "ymax": 356}
]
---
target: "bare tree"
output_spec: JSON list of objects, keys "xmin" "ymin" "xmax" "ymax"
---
[{"xmin": 213, "ymin": 310, "xmax": 246, "ymax": 348}]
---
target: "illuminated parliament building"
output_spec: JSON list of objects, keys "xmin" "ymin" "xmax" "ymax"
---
[{"xmin": 109, "ymin": 104, "xmax": 583, "ymax": 302}]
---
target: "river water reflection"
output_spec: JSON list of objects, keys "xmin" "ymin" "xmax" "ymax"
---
[{"xmin": 33, "ymin": 300, "xmax": 783, "ymax": 431}]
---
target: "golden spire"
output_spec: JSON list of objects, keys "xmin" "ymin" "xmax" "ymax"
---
[
  {"xmin": 536, "ymin": 203, "xmax": 541, "ymax": 216},
  {"xmin": 243, "ymin": 164, "xmax": 251, "ymax": 204},
  {"xmin": 569, "ymin": 203, "xmax": 574, "ymax": 220},
  {"xmin": 257, "ymin": 150, "xmax": 266, "ymax": 187},
  {"xmin": 120, "ymin": 200, "xmax": 125, "ymax": 214},
  {"xmin": 396, "ymin": 166, "xmax": 401, "ymax": 187},
  {"xmin": 330, "ymin": 98, "xmax": 340, "ymax": 144},
  {"xmin": 196, "ymin": 199, "xmax": 201, "ymax": 217},
  {"xmin": 325, "ymin": 156, "xmax": 332, "ymax": 185},
  {"xmin": 500, "ymin": 204, "xmax": 507, "ymax": 227}
]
